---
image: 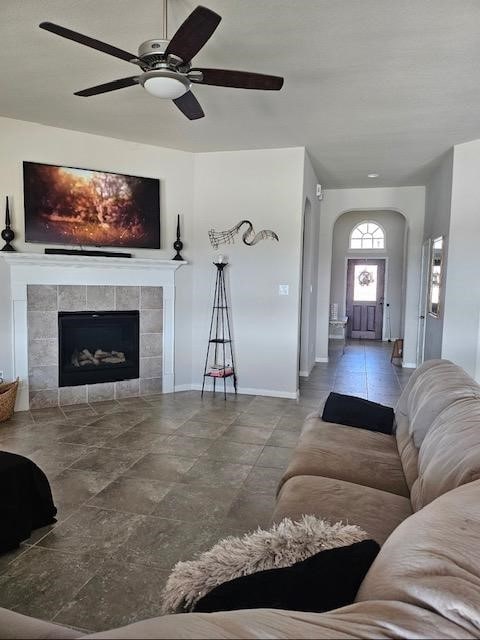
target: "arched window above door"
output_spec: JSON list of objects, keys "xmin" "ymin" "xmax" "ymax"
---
[{"xmin": 350, "ymin": 221, "xmax": 385, "ymax": 249}]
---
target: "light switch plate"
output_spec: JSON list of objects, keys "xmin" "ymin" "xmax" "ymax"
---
[{"xmin": 279, "ymin": 284, "xmax": 289, "ymax": 296}]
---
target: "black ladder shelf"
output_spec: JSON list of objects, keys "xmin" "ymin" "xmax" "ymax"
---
[{"xmin": 201, "ymin": 262, "xmax": 238, "ymax": 399}]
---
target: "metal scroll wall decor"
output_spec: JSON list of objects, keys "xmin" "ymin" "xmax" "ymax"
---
[{"xmin": 208, "ymin": 220, "xmax": 279, "ymax": 250}]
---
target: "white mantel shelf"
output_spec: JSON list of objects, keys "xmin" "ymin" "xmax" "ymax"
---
[
  {"xmin": 1, "ymin": 253, "xmax": 187, "ymax": 271},
  {"xmin": 1, "ymin": 253, "xmax": 187, "ymax": 411}
]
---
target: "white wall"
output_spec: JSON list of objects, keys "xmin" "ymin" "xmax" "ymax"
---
[
  {"xmin": 442, "ymin": 139, "xmax": 480, "ymax": 377},
  {"xmin": 315, "ymin": 187, "xmax": 425, "ymax": 367},
  {"xmin": 0, "ymin": 116, "xmax": 194, "ymax": 385},
  {"xmin": 299, "ymin": 153, "xmax": 321, "ymax": 377},
  {"xmin": 192, "ymin": 147, "xmax": 308, "ymax": 398},
  {"xmin": 423, "ymin": 150, "xmax": 453, "ymax": 360},
  {"xmin": 330, "ymin": 210, "xmax": 406, "ymax": 341}
]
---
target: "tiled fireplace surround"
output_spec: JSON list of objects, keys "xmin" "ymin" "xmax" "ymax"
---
[
  {"xmin": 1, "ymin": 254, "xmax": 184, "ymax": 411},
  {"xmin": 27, "ymin": 284, "xmax": 163, "ymax": 409}
]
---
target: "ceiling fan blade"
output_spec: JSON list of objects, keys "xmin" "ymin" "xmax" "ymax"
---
[
  {"xmin": 191, "ymin": 68, "xmax": 284, "ymax": 90},
  {"xmin": 164, "ymin": 6, "xmax": 221, "ymax": 63},
  {"xmin": 74, "ymin": 76, "xmax": 139, "ymax": 97},
  {"xmin": 39, "ymin": 22, "xmax": 139, "ymax": 64},
  {"xmin": 173, "ymin": 91, "xmax": 205, "ymax": 120}
]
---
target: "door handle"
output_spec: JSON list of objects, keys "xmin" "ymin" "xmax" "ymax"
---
[{"xmin": 420, "ymin": 315, "xmax": 425, "ymax": 319}]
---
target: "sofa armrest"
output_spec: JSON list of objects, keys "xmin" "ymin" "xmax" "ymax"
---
[
  {"xmin": 0, "ymin": 606, "xmax": 81, "ymax": 639},
  {"xmin": 82, "ymin": 601, "xmax": 471, "ymax": 639}
]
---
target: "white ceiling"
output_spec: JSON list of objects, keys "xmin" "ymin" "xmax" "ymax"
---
[{"xmin": 2, "ymin": 0, "xmax": 480, "ymax": 187}]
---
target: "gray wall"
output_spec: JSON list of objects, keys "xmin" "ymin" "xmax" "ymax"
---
[
  {"xmin": 330, "ymin": 210, "xmax": 406, "ymax": 341},
  {"xmin": 423, "ymin": 150, "xmax": 453, "ymax": 360},
  {"xmin": 442, "ymin": 140, "xmax": 480, "ymax": 377}
]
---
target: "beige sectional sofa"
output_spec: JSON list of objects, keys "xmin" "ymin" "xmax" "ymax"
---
[
  {"xmin": 2, "ymin": 359, "xmax": 480, "ymax": 638},
  {"xmin": 273, "ymin": 358, "xmax": 480, "ymax": 543}
]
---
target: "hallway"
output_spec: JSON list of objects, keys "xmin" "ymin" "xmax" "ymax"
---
[{"xmin": 300, "ymin": 340, "xmax": 414, "ymax": 406}]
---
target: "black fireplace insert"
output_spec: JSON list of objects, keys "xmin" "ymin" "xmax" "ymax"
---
[{"xmin": 58, "ymin": 310, "xmax": 139, "ymax": 387}]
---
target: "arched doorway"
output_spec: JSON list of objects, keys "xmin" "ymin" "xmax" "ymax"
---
[{"xmin": 329, "ymin": 210, "xmax": 407, "ymax": 345}]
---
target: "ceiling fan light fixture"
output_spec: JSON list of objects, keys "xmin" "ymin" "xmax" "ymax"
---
[{"xmin": 141, "ymin": 71, "xmax": 190, "ymax": 99}]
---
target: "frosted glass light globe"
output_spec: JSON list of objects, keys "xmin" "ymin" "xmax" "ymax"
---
[{"xmin": 143, "ymin": 75, "xmax": 189, "ymax": 99}]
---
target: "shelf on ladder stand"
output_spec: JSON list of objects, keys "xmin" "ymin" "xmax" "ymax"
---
[{"xmin": 201, "ymin": 261, "xmax": 238, "ymax": 400}]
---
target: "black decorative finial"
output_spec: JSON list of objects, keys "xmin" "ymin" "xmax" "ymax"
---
[
  {"xmin": 1, "ymin": 196, "xmax": 16, "ymax": 252},
  {"xmin": 172, "ymin": 214, "xmax": 184, "ymax": 261}
]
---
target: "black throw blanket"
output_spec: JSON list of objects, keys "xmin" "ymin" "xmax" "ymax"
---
[
  {"xmin": 322, "ymin": 392, "xmax": 394, "ymax": 434},
  {"xmin": 0, "ymin": 451, "xmax": 57, "ymax": 553}
]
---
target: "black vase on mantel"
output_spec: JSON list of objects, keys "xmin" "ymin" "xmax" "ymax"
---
[
  {"xmin": 172, "ymin": 214, "xmax": 184, "ymax": 261},
  {"xmin": 1, "ymin": 196, "xmax": 16, "ymax": 252}
]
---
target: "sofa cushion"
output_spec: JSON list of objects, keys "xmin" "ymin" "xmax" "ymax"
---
[
  {"xmin": 194, "ymin": 540, "xmax": 380, "ymax": 614},
  {"xmin": 278, "ymin": 418, "xmax": 408, "ymax": 497},
  {"xmin": 356, "ymin": 479, "xmax": 480, "ymax": 637},
  {"xmin": 410, "ymin": 398, "xmax": 480, "ymax": 510},
  {"xmin": 273, "ymin": 475, "xmax": 412, "ymax": 545}
]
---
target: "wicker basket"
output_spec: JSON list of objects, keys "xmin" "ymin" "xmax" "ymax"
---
[{"xmin": 0, "ymin": 378, "xmax": 19, "ymax": 423}]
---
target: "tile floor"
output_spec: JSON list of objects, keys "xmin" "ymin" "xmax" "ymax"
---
[{"xmin": 0, "ymin": 340, "xmax": 412, "ymax": 633}]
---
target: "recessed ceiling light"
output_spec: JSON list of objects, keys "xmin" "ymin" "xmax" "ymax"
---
[{"xmin": 367, "ymin": 173, "xmax": 379, "ymax": 178}]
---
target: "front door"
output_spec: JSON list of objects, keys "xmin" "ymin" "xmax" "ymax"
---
[{"xmin": 346, "ymin": 259, "xmax": 385, "ymax": 339}]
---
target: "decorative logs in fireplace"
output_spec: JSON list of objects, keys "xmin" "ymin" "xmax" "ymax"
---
[{"xmin": 72, "ymin": 349, "xmax": 126, "ymax": 367}]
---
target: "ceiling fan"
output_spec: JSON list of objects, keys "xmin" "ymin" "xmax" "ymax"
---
[{"xmin": 39, "ymin": 2, "xmax": 284, "ymax": 120}]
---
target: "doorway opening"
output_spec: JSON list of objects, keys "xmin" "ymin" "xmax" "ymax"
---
[
  {"xmin": 329, "ymin": 209, "xmax": 407, "ymax": 348},
  {"xmin": 346, "ymin": 259, "xmax": 385, "ymax": 340},
  {"xmin": 299, "ymin": 197, "xmax": 318, "ymax": 378}
]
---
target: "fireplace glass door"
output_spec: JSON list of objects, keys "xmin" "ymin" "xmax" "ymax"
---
[{"xmin": 58, "ymin": 310, "xmax": 139, "ymax": 387}]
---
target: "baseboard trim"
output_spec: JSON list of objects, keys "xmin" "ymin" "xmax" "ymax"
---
[
  {"xmin": 402, "ymin": 362, "xmax": 417, "ymax": 369},
  {"xmin": 181, "ymin": 383, "xmax": 297, "ymax": 399},
  {"xmin": 174, "ymin": 384, "xmax": 193, "ymax": 392},
  {"xmin": 315, "ymin": 357, "xmax": 329, "ymax": 363}
]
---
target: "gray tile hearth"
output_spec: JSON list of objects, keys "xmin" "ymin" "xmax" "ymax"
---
[
  {"xmin": 58, "ymin": 285, "xmax": 87, "ymax": 311},
  {"xmin": 87, "ymin": 383, "xmax": 115, "ymax": 403},
  {"xmin": 115, "ymin": 378, "xmax": 140, "ymax": 399},
  {"xmin": 26, "ymin": 284, "xmax": 164, "ymax": 408},
  {"xmin": 59, "ymin": 386, "xmax": 87, "ymax": 406},
  {"xmin": 140, "ymin": 286, "xmax": 163, "ymax": 309},
  {"xmin": 27, "ymin": 311, "xmax": 57, "ymax": 340},
  {"xmin": 140, "ymin": 309, "xmax": 162, "ymax": 333},
  {"xmin": 115, "ymin": 286, "xmax": 140, "ymax": 311},
  {"xmin": 86, "ymin": 286, "xmax": 115, "ymax": 311},
  {"xmin": 140, "ymin": 377, "xmax": 162, "ymax": 395},
  {"xmin": 27, "ymin": 284, "xmax": 58, "ymax": 311},
  {"xmin": 0, "ymin": 340, "xmax": 410, "ymax": 633},
  {"xmin": 140, "ymin": 334, "xmax": 162, "ymax": 357}
]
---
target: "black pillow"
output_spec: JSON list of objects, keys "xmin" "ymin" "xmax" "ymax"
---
[
  {"xmin": 193, "ymin": 539, "xmax": 379, "ymax": 614},
  {"xmin": 321, "ymin": 392, "xmax": 394, "ymax": 434}
]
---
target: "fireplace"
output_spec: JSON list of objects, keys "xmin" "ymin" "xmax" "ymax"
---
[{"xmin": 58, "ymin": 310, "xmax": 140, "ymax": 387}]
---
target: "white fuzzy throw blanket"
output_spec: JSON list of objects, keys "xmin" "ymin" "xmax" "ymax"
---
[{"xmin": 161, "ymin": 515, "xmax": 368, "ymax": 614}]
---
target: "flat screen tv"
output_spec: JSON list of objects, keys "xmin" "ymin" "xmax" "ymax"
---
[{"xmin": 23, "ymin": 161, "xmax": 160, "ymax": 249}]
